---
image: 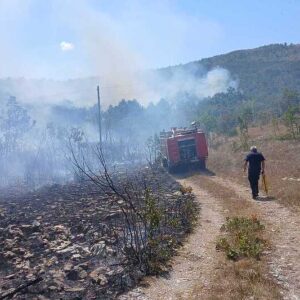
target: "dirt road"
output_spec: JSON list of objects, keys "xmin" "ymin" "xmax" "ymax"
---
[
  {"xmin": 120, "ymin": 174, "xmax": 300, "ymax": 300},
  {"xmin": 211, "ymin": 176, "xmax": 300, "ymax": 300}
]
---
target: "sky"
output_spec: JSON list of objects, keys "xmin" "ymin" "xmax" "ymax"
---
[{"xmin": 0, "ymin": 0, "xmax": 299, "ymax": 79}]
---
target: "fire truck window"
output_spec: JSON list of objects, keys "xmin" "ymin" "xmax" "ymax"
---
[{"xmin": 178, "ymin": 139, "xmax": 196, "ymax": 160}]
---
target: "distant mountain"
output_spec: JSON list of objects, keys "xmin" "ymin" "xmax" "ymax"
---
[{"xmin": 165, "ymin": 43, "xmax": 300, "ymax": 102}]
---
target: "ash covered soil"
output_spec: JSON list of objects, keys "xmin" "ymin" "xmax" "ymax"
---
[{"xmin": 0, "ymin": 168, "xmax": 191, "ymax": 299}]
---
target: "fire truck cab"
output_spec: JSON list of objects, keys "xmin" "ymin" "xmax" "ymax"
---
[{"xmin": 160, "ymin": 127, "xmax": 208, "ymax": 173}]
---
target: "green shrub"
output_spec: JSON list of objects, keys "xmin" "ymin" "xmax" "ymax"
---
[
  {"xmin": 216, "ymin": 216, "xmax": 265, "ymax": 260},
  {"xmin": 124, "ymin": 186, "xmax": 198, "ymax": 275}
]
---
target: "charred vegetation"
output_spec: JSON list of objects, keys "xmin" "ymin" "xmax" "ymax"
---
[{"xmin": 0, "ymin": 159, "xmax": 198, "ymax": 298}]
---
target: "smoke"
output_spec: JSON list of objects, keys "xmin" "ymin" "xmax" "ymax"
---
[
  {"xmin": 141, "ymin": 66, "xmax": 237, "ymax": 104},
  {"xmin": 57, "ymin": 0, "xmax": 233, "ymax": 107},
  {"xmin": 0, "ymin": 0, "xmax": 239, "ymax": 187},
  {"xmin": 0, "ymin": 67, "xmax": 237, "ymax": 109},
  {"xmin": 0, "ymin": 0, "xmax": 235, "ymax": 108},
  {"xmin": 57, "ymin": 0, "xmax": 146, "ymax": 107}
]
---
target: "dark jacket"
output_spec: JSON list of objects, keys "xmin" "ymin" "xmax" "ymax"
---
[{"xmin": 245, "ymin": 151, "xmax": 265, "ymax": 175}]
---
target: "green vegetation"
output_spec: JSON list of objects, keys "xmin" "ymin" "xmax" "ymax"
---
[
  {"xmin": 99, "ymin": 83, "xmax": 299, "ymax": 147},
  {"xmin": 159, "ymin": 44, "xmax": 300, "ymax": 141},
  {"xmin": 187, "ymin": 43, "xmax": 300, "ymax": 106},
  {"xmin": 216, "ymin": 216, "xmax": 266, "ymax": 261},
  {"xmin": 140, "ymin": 186, "xmax": 198, "ymax": 274}
]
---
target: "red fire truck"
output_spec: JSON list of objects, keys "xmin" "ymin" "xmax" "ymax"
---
[{"xmin": 160, "ymin": 127, "xmax": 208, "ymax": 173}]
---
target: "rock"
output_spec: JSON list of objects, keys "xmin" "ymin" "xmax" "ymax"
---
[
  {"xmin": 106, "ymin": 246, "xmax": 117, "ymax": 257},
  {"xmin": 78, "ymin": 270, "xmax": 88, "ymax": 279},
  {"xmin": 48, "ymin": 285, "xmax": 58, "ymax": 291},
  {"xmin": 77, "ymin": 262, "xmax": 89, "ymax": 271},
  {"xmin": 71, "ymin": 254, "xmax": 83, "ymax": 260},
  {"xmin": 49, "ymin": 269, "xmax": 65, "ymax": 279},
  {"xmin": 107, "ymin": 266, "xmax": 124, "ymax": 276},
  {"xmin": 54, "ymin": 225, "xmax": 70, "ymax": 235},
  {"xmin": 3, "ymin": 251, "xmax": 15, "ymax": 259},
  {"xmin": 36, "ymin": 296, "xmax": 50, "ymax": 300},
  {"xmin": 64, "ymin": 262, "xmax": 73, "ymax": 272},
  {"xmin": 24, "ymin": 251, "xmax": 34, "ymax": 259},
  {"xmin": 7, "ymin": 225, "xmax": 23, "ymax": 238},
  {"xmin": 12, "ymin": 247, "xmax": 26, "ymax": 255},
  {"xmin": 29, "ymin": 236, "xmax": 47, "ymax": 250},
  {"xmin": 64, "ymin": 262, "xmax": 89, "ymax": 281},
  {"xmin": 56, "ymin": 244, "xmax": 90, "ymax": 257},
  {"xmin": 89, "ymin": 267, "xmax": 108, "ymax": 285},
  {"xmin": 67, "ymin": 269, "xmax": 80, "ymax": 281},
  {"xmin": 52, "ymin": 240, "xmax": 71, "ymax": 251},
  {"xmin": 3, "ymin": 239, "xmax": 15, "ymax": 250},
  {"xmin": 15, "ymin": 260, "xmax": 30, "ymax": 269},
  {"xmin": 21, "ymin": 224, "xmax": 34, "ymax": 234},
  {"xmin": 32, "ymin": 220, "xmax": 40, "ymax": 226},
  {"xmin": 64, "ymin": 286, "xmax": 85, "ymax": 292},
  {"xmin": 173, "ymin": 191, "xmax": 182, "ymax": 197},
  {"xmin": 32, "ymin": 220, "xmax": 41, "ymax": 231},
  {"xmin": 25, "ymin": 273, "xmax": 36, "ymax": 281},
  {"xmin": 56, "ymin": 244, "xmax": 78, "ymax": 255}
]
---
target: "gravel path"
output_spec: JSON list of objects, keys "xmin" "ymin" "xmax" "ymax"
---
[
  {"xmin": 119, "ymin": 177, "xmax": 225, "ymax": 300},
  {"xmin": 120, "ymin": 174, "xmax": 300, "ymax": 300}
]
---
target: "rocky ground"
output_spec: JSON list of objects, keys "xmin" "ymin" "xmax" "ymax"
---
[{"xmin": 0, "ymin": 168, "xmax": 186, "ymax": 299}]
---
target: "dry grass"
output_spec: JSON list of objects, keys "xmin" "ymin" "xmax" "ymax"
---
[
  {"xmin": 207, "ymin": 124, "xmax": 300, "ymax": 208},
  {"xmin": 192, "ymin": 175, "xmax": 253, "ymax": 216},
  {"xmin": 205, "ymin": 259, "xmax": 282, "ymax": 300},
  {"xmin": 189, "ymin": 175, "xmax": 282, "ymax": 300}
]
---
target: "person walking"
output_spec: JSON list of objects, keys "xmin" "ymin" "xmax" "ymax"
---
[{"xmin": 243, "ymin": 146, "xmax": 265, "ymax": 199}]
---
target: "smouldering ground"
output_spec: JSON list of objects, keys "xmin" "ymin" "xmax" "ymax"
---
[{"xmin": 0, "ymin": 169, "xmax": 194, "ymax": 299}]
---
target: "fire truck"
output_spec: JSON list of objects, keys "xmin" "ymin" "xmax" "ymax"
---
[{"xmin": 160, "ymin": 127, "xmax": 208, "ymax": 173}]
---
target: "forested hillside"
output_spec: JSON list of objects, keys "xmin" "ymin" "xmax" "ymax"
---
[{"xmin": 162, "ymin": 43, "xmax": 300, "ymax": 105}]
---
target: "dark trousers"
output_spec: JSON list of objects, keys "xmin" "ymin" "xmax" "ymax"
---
[{"xmin": 248, "ymin": 172, "xmax": 260, "ymax": 198}]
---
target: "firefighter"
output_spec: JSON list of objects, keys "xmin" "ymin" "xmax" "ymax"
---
[{"xmin": 243, "ymin": 146, "xmax": 265, "ymax": 199}]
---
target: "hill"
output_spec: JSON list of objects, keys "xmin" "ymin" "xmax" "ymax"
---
[
  {"xmin": 163, "ymin": 43, "xmax": 300, "ymax": 103},
  {"xmin": 1, "ymin": 43, "xmax": 300, "ymax": 110}
]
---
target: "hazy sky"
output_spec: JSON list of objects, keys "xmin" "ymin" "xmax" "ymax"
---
[{"xmin": 0, "ymin": 0, "xmax": 299, "ymax": 79}]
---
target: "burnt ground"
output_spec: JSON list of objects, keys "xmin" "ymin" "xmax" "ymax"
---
[{"xmin": 0, "ymin": 168, "xmax": 186, "ymax": 300}]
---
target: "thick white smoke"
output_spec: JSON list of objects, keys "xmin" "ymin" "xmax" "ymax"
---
[
  {"xmin": 0, "ymin": 0, "xmax": 237, "ymax": 108},
  {"xmin": 142, "ymin": 66, "xmax": 237, "ymax": 104}
]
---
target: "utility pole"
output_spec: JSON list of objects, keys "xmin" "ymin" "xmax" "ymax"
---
[{"xmin": 97, "ymin": 85, "xmax": 102, "ymax": 146}]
